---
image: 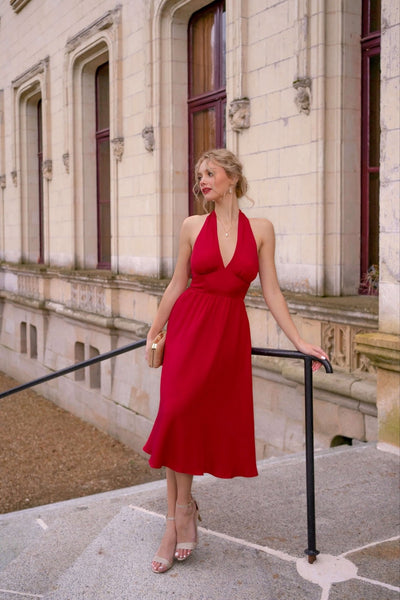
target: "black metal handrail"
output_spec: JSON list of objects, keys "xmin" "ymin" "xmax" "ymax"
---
[
  {"xmin": 0, "ymin": 339, "xmax": 332, "ymax": 563},
  {"xmin": 0, "ymin": 339, "xmax": 147, "ymax": 400},
  {"xmin": 252, "ymin": 347, "xmax": 333, "ymax": 563}
]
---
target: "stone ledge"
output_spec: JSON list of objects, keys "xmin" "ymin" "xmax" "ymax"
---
[
  {"xmin": 0, "ymin": 291, "xmax": 148, "ymax": 339},
  {"xmin": 355, "ymin": 331, "xmax": 400, "ymax": 372},
  {"xmin": 1, "ymin": 263, "xmax": 378, "ymax": 323},
  {"xmin": 247, "ymin": 288, "xmax": 378, "ymax": 327},
  {"xmin": 1, "ymin": 263, "xmax": 169, "ymax": 296},
  {"xmin": 252, "ymin": 357, "xmax": 377, "ymax": 415}
]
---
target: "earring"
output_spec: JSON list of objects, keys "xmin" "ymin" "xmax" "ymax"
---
[{"xmin": 229, "ymin": 187, "xmax": 232, "ymax": 194}]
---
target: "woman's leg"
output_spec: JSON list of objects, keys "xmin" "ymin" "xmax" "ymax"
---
[
  {"xmin": 174, "ymin": 472, "xmax": 198, "ymax": 561},
  {"xmin": 151, "ymin": 468, "xmax": 178, "ymax": 573}
]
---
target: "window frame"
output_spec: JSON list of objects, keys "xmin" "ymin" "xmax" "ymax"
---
[
  {"xmin": 187, "ymin": 0, "xmax": 226, "ymax": 215},
  {"xmin": 360, "ymin": 0, "xmax": 381, "ymax": 293}
]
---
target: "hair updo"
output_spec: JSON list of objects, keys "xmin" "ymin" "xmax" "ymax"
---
[{"xmin": 193, "ymin": 148, "xmax": 250, "ymax": 209}]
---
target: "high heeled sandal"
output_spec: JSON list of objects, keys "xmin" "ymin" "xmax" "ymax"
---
[
  {"xmin": 174, "ymin": 498, "xmax": 202, "ymax": 562},
  {"xmin": 151, "ymin": 516, "xmax": 176, "ymax": 574}
]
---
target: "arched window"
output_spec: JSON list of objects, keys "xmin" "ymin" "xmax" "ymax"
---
[
  {"xmin": 21, "ymin": 87, "xmax": 43, "ymax": 264},
  {"xmin": 188, "ymin": 1, "xmax": 226, "ymax": 214},
  {"xmin": 360, "ymin": 0, "xmax": 380, "ymax": 294}
]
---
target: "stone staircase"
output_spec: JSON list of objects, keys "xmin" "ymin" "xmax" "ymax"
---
[{"xmin": 0, "ymin": 445, "xmax": 398, "ymax": 600}]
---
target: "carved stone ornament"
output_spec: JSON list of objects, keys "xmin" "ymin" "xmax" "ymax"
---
[
  {"xmin": 322, "ymin": 321, "xmax": 376, "ymax": 374},
  {"xmin": 228, "ymin": 98, "xmax": 250, "ymax": 132},
  {"xmin": 293, "ymin": 77, "xmax": 312, "ymax": 115},
  {"xmin": 11, "ymin": 170, "xmax": 17, "ymax": 187},
  {"xmin": 63, "ymin": 153, "xmax": 70, "ymax": 174},
  {"xmin": 42, "ymin": 159, "xmax": 53, "ymax": 181},
  {"xmin": 66, "ymin": 6, "xmax": 121, "ymax": 53},
  {"xmin": 0, "ymin": 175, "xmax": 6, "ymax": 189},
  {"xmin": 141, "ymin": 126, "xmax": 155, "ymax": 152},
  {"xmin": 111, "ymin": 137, "xmax": 124, "ymax": 161},
  {"xmin": 12, "ymin": 56, "xmax": 49, "ymax": 90}
]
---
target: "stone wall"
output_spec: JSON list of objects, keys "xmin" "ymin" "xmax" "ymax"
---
[{"xmin": 1, "ymin": 0, "xmax": 398, "ymax": 455}]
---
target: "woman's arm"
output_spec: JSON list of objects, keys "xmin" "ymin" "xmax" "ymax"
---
[
  {"xmin": 257, "ymin": 219, "xmax": 327, "ymax": 369},
  {"xmin": 145, "ymin": 217, "xmax": 193, "ymax": 358}
]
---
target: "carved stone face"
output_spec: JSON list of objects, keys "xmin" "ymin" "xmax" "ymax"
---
[
  {"xmin": 295, "ymin": 88, "xmax": 311, "ymax": 115},
  {"xmin": 228, "ymin": 99, "xmax": 250, "ymax": 132},
  {"xmin": 142, "ymin": 126, "xmax": 155, "ymax": 152}
]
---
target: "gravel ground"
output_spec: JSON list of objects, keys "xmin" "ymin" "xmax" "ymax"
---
[{"xmin": 0, "ymin": 371, "xmax": 165, "ymax": 514}]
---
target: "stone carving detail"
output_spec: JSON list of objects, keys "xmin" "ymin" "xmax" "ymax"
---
[
  {"xmin": 141, "ymin": 126, "xmax": 154, "ymax": 152},
  {"xmin": 66, "ymin": 6, "xmax": 121, "ymax": 53},
  {"xmin": 42, "ymin": 159, "xmax": 52, "ymax": 181},
  {"xmin": 293, "ymin": 77, "xmax": 312, "ymax": 115},
  {"xmin": 322, "ymin": 322, "xmax": 376, "ymax": 374},
  {"xmin": 18, "ymin": 275, "xmax": 40, "ymax": 299},
  {"xmin": 0, "ymin": 175, "xmax": 6, "ymax": 189},
  {"xmin": 228, "ymin": 98, "xmax": 250, "ymax": 132},
  {"xmin": 71, "ymin": 283, "xmax": 106, "ymax": 314},
  {"xmin": 11, "ymin": 170, "xmax": 17, "ymax": 187},
  {"xmin": 12, "ymin": 56, "xmax": 49, "ymax": 89},
  {"xmin": 63, "ymin": 153, "xmax": 70, "ymax": 174},
  {"xmin": 111, "ymin": 137, "xmax": 124, "ymax": 161}
]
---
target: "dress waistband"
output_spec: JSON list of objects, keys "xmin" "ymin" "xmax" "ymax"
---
[{"xmin": 187, "ymin": 284, "xmax": 245, "ymax": 300}]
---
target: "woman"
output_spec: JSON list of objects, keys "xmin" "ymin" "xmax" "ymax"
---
[{"xmin": 143, "ymin": 148, "xmax": 327, "ymax": 573}]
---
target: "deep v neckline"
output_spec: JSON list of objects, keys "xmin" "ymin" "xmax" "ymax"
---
[{"xmin": 214, "ymin": 210, "xmax": 241, "ymax": 269}]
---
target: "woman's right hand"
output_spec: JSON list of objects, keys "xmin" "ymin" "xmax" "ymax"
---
[{"xmin": 145, "ymin": 331, "xmax": 154, "ymax": 364}]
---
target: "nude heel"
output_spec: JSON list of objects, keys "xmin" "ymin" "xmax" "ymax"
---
[
  {"xmin": 151, "ymin": 516, "xmax": 176, "ymax": 574},
  {"xmin": 175, "ymin": 498, "xmax": 201, "ymax": 561}
]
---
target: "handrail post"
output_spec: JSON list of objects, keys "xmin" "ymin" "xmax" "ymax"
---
[
  {"xmin": 251, "ymin": 347, "xmax": 332, "ymax": 563},
  {"xmin": 303, "ymin": 356, "xmax": 319, "ymax": 563}
]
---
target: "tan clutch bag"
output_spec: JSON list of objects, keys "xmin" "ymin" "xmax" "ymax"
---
[{"xmin": 148, "ymin": 330, "xmax": 167, "ymax": 368}]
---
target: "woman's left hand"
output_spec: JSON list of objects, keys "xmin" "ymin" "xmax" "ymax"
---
[{"xmin": 295, "ymin": 340, "xmax": 329, "ymax": 372}]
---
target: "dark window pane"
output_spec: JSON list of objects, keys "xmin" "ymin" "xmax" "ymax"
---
[
  {"xmin": 221, "ymin": 9, "xmax": 226, "ymax": 86},
  {"xmin": 193, "ymin": 108, "xmax": 216, "ymax": 161},
  {"xmin": 95, "ymin": 62, "xmax": 110, "ymax": 268},
  {"xmin": 368, "ymin": 172, "xmax": 379, "ymax": 266},
  {"xmin": 370, "ymin": 0, "xmax": 381, "ymax": 33},
  {"xmin": 97, "ymin": 138, "xmax": 111, "ymax": 265},
  {"xmin": 369, "ymin": 54, "xmax": 380, "ymax": 167},
  {"xmin": 96, "ymin": 63, "xmax": 109, "ymax": 131},
  {"xmin": 37, "ymin": 99, "xmax": 44, "ymax": 263},
  {"xmin": 190, "ymin": 9, "xmax": 217, "ymax": 96}
]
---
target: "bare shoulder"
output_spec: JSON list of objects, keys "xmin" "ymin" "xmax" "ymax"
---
[
  {"xmin": 182, "ymin": 213, "xmax": 208, "ymax": 246},
  {"xmin": 248, "ymin": 217, "xmax": 275, "ymax": 249}
]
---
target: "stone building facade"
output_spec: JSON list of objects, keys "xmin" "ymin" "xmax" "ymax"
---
[{"xmin": 0, "ymin": 0, "xmax": 398, "ymax": 457}]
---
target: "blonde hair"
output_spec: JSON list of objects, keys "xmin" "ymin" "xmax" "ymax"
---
[{"xmin": 193, "ymin": 148, "xmax": 252, "ymax": 210}]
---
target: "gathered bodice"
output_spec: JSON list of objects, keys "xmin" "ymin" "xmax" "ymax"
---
[{"xmin": 189, "ymin": 210, "xmax": 259, "ymax": 299}]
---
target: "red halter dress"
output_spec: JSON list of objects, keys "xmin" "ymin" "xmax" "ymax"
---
[{"xmin": 143, "ymin": 210, "xmax": 259, "ymax": 478}]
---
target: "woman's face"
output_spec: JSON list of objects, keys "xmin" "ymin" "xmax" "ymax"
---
[{"xmin": 197, "ymin": 160, "xmax": 234, "ymax": 202}]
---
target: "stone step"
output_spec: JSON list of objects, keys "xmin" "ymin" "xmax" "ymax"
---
[
  {"xmin": 43, "ymin": 505, "xmax": 318, "ymax": 600},
  {"xmin": 0, "ymin": 495, "xmax": 122, "ymax": 597}
]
